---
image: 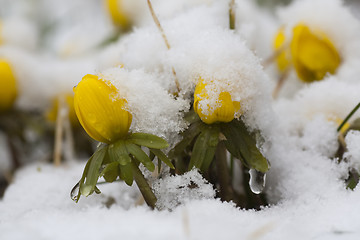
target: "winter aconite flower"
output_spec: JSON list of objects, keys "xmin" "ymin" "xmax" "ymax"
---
[
  {"xmin": 274, "ymin": 24, "xmax": 341, "ymax": 82},
  {"xmin": 0, "ymin": 59, "xmax": 17, "ymax": 113},
  {"xmin": 74, "ymin": 74, "xmax": 132, "ymax": 144},
  {"xmin": 105, "ymin": 0, "xmax": 130, "ymax": 29},
  {"xmin": 193, "ymin": 78, "xmax": 240, "ymax": 124}
]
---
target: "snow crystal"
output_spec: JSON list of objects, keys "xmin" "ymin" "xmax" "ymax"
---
[{"xmin": 152, "ymin": 169, "xmax": 216, "ymax": 210}]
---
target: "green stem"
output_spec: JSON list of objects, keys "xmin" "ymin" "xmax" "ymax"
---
[
  {"xmin": 337, "ymin": 102, "xmax": 360, "ymax": 132},
  {"xmin": 215, "ymin": 141, "xmax": 233, "ymax": 202},
  {"xmin": 229, "ymin": 0, "xmax": 236, "ymax": 30},
  {"xmin": 131, "ymin": 162, "xmax": 157, "ymax": 209}
]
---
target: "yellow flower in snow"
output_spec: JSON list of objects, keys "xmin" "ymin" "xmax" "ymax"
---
[
  {"xmin": 0, "ymin": 59, "xmax": 17, "ymax": 113},
  {"xmin": 74, "ymin": 74, "xmax": 132, "ymax": 144},
  {"xmin": 47, "ymin": 94, "xmax": 79, "ymax": 127},
  {"xmin": 105, "ymin": 0, "xmax": 130, "ymax": 30},
  {"xmin": 193, "ymin": 78, "xmax": 240, "ymax": 125},
  {"xmin": 273, "ymin": 27, "xmax": 291, "ymax": 72},
  {"xmin": 274, "ymin": 24, "xmax": 341, "ymax": 83}
]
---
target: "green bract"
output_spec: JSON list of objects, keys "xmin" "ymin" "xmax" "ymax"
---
[{"xmin": 72, "ymin": 132, "xmax": 173, "ymax": 203}]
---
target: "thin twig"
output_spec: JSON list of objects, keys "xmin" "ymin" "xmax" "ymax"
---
[
  {"xmin": 262, "ymin": 41, "xmax": 290, "ymax": 69},
  {"xmin": 63, "ymin": 113, "xmax": 75, "ymax": 162},
  {"xmin": 229, "ymin": 0, "xmax": 236, "ymax": 30},
  {"xmin": 53, "ymin": 96, "xmax": 66, "ymax": 166},
  {"xmin": 147, "ymin": 0, "xmax": 180, "ymax": 94},
  {"xmin": 337, "ymin": 102, "xmax": 360, "ymax": 132},
  {"xmin": 272, "ymin": 66, "xmax": 290, "ymax": 99}
]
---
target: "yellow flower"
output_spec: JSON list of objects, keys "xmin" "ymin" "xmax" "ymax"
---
[
  {"xmin": 0, "ymin": 59, "xmax": 17, "ymax": 113},
  {"xmin": 193, "ymin": 78, "xmax": 240, "ymax": 124},
  {"xmin": 46, "ymin": 94, "xmax": 80, "ymax": 128},
  {"xmin": 105, "ymin": 0, "xmax": 130, "ymax": 29},
  {"xmin": 74, "ymin": 74, "xmax": 132, "ymax": 144},
  {"xmin": 273, "ymin": 27, "xmax": 291, "ymax": 72},
  {"xmin": 274, "ymin": 24, "xmax": 341, "ymax": 83},
  {"xmin": 291, "ymin": 24, "xmax": 341, "ymax": 82}
]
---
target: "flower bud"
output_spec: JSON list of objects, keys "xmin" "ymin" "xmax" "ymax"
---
[
  {"xmin": 0, "ymin": 59, "xmax": 17, "ymax": 113},
  {"xmin": 105, "ymin": 0, "xmax": 130, "ymax": 29},
  {"xmin": 291, "ymin": 24, "xmax": 341, "ymax": 82},
  {"xmin": 274, "ymin": 24, "xmax": 341, "ymax": 83},
  {"xmin": 193, "ymin": 78, "xmax": 240, "ymax": 124},
  {"xmin": 74, "ymin": 74, "xmax": 132, "ymax": 143}
]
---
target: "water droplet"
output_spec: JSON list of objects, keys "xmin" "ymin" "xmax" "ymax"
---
[
  {"xmin": 248, "ymin": 169, "xmax": 266, "ymax": 194},
  {"xmin": 70, "ymin": 181, "xmax": 80, "ymax": 202}
]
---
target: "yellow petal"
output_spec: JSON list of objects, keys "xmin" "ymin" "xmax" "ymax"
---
[
  {"xmin": 105, "ymin": 0, "xmax": 130, "ymax": 29},
  {"xmin": 291, "ymin": 24, "xmax": 341, "ymax": 82},
  {"xmin": 273, "ymin": 27, "xmax": 291, "ymax": 72},
  {"xmin": 0, "ymin": 59, "xmax": 17, "ymax": 113},
  {"xmin": 193, "ymin": 78, "xmax": 240, "ymax": 124},
  {"xmin": 74, "ymin": 74, "xmax": 132, "ymax": 143}
]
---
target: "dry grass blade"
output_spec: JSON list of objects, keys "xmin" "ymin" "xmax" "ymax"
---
[{"xmin": 147, "ymin": 0, "xmax": 180, "ymax": 94}]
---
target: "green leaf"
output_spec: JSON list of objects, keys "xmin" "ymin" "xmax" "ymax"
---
[
  {"xmin": 128, "ymin": 133, "xmax": 169, "ymax": 149},
  {"xmin": 201, "ymin": 127, "xmax": 219, "ymax": 171},
  {"xmin": 108, "ymin": 140, "xmax": 131, "ymax": 165},
  {"xmin": 169, "ymin": 121, "xmax": 203, "ymax": 158},
  {"xmin": 119, "ymin": 163, "xmax": 133, "ymax": 186},
  {"xmin": 184, "ymin": 109, "xmax": 201, "ymax": 124},
  {"xmin": 222, "ymin": 120, "xmax": 269, "ymax": 173},
  {"xmin": 126, "ymin": 142, "xmax": 155, "ymax": 172},
  {"xmin": 101, "ymin": 162, "xmax": 120, "ymax": 183},
  {"xmin": 188, "ymin": 126, "xmax": 219, "ymax": 171},
  {"xmin": 80, "ymin": 146, "xmax": 107, "ymax": 197},
  {"xmin": 150, "ymin": 148, "xmax": 175, "ymax": 169}
]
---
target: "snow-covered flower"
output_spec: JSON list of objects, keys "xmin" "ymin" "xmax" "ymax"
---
[
  {"xmin": 193, "ymin": 77, "xmax": 240, "ymax": 124},
  {"xmin": 273, "ymin": 0, "xmax": 360, "ymax": 83},
  {"xmin": 73, "ymin": 74, "xmax": 132, "ymax": 144},
  {"xmin": 274, "ymin": 23, "xmax": 341, "ymax": 82},
  {"xmin": 0, "ymin": 59, "xmax": 17, "ymax": 113}
]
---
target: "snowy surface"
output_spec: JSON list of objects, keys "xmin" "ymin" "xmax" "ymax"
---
[
  {"xmin": 1, "ymin": 0, "xmax": 360, "ymax": 239},
  {"xmin": 0, "ymin": 161, "xmax": 360, "ymax": 240}
]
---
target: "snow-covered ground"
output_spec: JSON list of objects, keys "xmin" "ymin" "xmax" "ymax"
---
[{"xmin": 1, "ymin": 0, "xmax": 360, "ymax": 239}]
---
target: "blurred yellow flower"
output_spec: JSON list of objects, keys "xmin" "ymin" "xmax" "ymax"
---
[
  {"xmin": 74, "ymin": 74, "xmax": 132, "ymax": 144},
  {"xmin": 105, "ymin": 0, "xmax": 130, "ymax": 29},
  {"xmin": 46, "ymin": 94, "xmax": 79, "ymax": 127},
  {"xmin": 193, "ymin": 78, "xmax": 240, "ymax": 124},
  {"xmin": 0, "ymin": 59, "xmax": 17, "ymax": 113},
  {"xmin": 273, "ymin": 27, "xmax": 291, "ymax": 72},
  {"xmin": 274, "ymin": 24, "xmax": 341, "ymax": 83}
]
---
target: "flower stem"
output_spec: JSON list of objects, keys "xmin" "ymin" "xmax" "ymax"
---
[
  {"xmin": 215, "ymin": 141, "xmax": 233, "ymax": 202},
  {"xmin": 337, "ymin": 102, "xmax": 360, "ymax": 132},
  {"xmin": 131, "ymin": 161, "xmax": 157, "ymax": 209},
  {"xmin": 229, "ymin": 0, "xmax": 236, "ymax": 30}
]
